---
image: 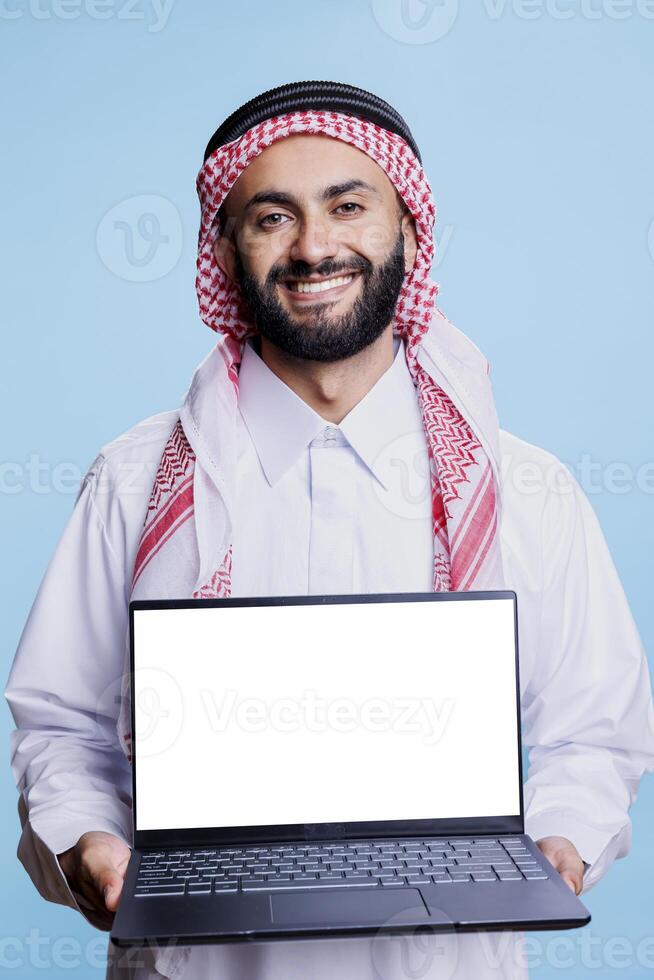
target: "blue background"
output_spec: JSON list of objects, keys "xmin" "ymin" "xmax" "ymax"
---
[{"xmin": 1, "ymin": 0, "xmax": 653, "ymax": 975}]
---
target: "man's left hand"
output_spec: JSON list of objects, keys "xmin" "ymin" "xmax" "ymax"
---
[{"xmin": 535, "ymin": 836, "xmax": 586, "ymax": 896}]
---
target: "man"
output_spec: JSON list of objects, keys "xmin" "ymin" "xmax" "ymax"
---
[{"xmin": 6, "ymin": 80, "xmax": 654, "ymax": 979}]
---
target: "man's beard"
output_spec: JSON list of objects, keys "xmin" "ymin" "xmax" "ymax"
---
[{"xmin": 233, "ymin": 230, "xmax": 406, "ymax": 363}]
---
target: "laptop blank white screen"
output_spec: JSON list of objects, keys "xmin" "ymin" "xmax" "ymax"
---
[{"xmin": 133, "ymin": 597, "xmax": 521, "ymax": 832}]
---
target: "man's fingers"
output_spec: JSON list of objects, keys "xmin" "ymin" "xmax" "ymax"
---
[
  {"xmin": 561, "ymin": 871, "xmax": 581, "ymax": 895},
  {"xmin": 101, "ymin": 871, "xmax": 125, "ymax": 911},
  {"xmin": 556, "ymin": 856, "xmax": 583, "ymax": 896},
  {"xmin": 535, "ymin": 836, "xmax": 584, "ymax": 897},
  {"xmin": 56, "ymin": 833, "xmax": 131, "ymax": 926},
  {"xmin": 539, "ymin": 846, "xmax": 582, "ymax": 895},
  {"xmin": 84, "ymin": 850, "xmax": 126, "ymax": 911}
]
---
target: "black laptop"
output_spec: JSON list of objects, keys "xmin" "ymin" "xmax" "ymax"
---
[{"xmin": 110, "ymin": 590, "xmax": 591, "ymax": 948}]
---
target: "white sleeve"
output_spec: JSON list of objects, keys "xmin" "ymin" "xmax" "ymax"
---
[
  {"xmin": 520, "ymin": 463, "xmax": 654, "ymax": 894},
  {"xmin": 4, "ymin": 456, "xmax": 134, "ymax": 930}
]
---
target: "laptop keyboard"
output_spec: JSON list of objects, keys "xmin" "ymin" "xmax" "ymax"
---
[{"xmin": 134, "ymin": 838, "xmax": 548, "ymax": 896}]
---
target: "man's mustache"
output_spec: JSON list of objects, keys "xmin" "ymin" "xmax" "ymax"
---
[{"xmin": 268, "ymin": 258, "xmax": 372, "ymax": 285}]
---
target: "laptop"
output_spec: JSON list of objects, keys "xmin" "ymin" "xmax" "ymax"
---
[{"xmin": 110, "ymin": 590, "xmax": 591, "ymax": 949}]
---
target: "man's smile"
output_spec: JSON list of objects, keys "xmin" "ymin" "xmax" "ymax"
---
[{"xmin": 280, "ymin": 271, "xmax": 363, "ymax": 303}]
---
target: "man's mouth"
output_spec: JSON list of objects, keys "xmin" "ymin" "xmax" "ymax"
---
[{"xmin": 281, "ymin": 271, "xmax": 362, "ymax": 299}]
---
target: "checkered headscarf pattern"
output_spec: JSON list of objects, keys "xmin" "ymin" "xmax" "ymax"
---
[{"xmin": 195, "ymin": 110, "xmax": 438, "ymax": 379}]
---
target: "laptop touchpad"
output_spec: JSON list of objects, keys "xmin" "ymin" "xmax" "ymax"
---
[{"xmin": 270, "ymin": 888, "xmax": 430, "ymax": 927}]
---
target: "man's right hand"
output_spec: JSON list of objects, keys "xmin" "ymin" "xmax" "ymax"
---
[{"xmin": 57, "ymin": 831, "xmax": 132, "ymax": 929}]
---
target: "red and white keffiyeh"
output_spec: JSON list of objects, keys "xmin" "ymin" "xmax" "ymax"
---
[{"xmin": 118, "ymin": 110, "xmax": 504, "ymax": 766}]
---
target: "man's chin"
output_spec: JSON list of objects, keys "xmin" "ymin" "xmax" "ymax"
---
[
  {"xmin": 278, "ymin": 300, "xmax": 342, "ymax": 320},
  {"xmin": 276, "ymin": 294, "xmax": 355, "ymax": 329}
]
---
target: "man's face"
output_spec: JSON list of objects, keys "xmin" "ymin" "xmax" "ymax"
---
[{"xmin": 213, "ymin": 134, "xmax": 418, "ymax": 362}]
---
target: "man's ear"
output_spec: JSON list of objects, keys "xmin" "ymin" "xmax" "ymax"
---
[
  {"xmin": 213, "ymin": 232, "xmax": 237, "ymax": 282},
  {"xmin": 401, "ymin": 213, "xmax": 418, "ymax": 275}
]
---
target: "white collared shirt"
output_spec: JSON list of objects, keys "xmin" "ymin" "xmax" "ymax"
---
[{"xmin": 232, "ymin": 334, "xmax": 434, "ymax": 596}]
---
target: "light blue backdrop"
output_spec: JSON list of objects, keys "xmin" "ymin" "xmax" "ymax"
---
[{"xmin": 1, "ymin": 0, "xmax": 653, "ymax": 976}]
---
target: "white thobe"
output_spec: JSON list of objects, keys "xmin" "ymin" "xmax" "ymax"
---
[{"xmin": 6, "ymin": 334, "xmax": 654, "ymax": 979}]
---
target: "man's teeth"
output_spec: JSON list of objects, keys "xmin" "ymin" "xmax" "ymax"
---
[{"xmin": 288, "ymin": 274, "xmax": 355, "ymax": 294}]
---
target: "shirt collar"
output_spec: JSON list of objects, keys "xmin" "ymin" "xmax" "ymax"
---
[{"xmin": 237, "ymin": 335, "xmax": 423, "ymax": 491}]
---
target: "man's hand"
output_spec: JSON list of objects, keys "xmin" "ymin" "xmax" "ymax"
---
[
  {"xmin": 535, "ymin": 835, "xmax": 585, "ymax": 896},
  {"xmin": 57, "ymin": 831, "xmax": 131, "ymax": 929}
]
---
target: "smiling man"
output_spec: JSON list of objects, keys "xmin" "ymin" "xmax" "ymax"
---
[
  {"xmin": 218, "ymin": 134, "xmax": 414, "ymax": 372},
  {"xmin": 210, "ymin": 132, "xmax": 419, "ymax": 441},
  {"xmin": 6, "ymin": 81, "xmax": 654, "ymax": 980}
]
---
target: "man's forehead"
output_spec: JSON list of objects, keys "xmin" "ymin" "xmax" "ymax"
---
[{"xmin": 223, "ymin": 133, "xmax": 395, "ymax": 210}]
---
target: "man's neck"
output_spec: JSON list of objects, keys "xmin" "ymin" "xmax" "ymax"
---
[{"xmin": 256, "ymin": 326, "xmax": 396, "ymax": 424}]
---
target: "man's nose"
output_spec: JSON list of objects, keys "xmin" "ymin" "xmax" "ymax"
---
[{"xmin": 288, "ymin": 216, "xmax": 339, "ymax": 267}]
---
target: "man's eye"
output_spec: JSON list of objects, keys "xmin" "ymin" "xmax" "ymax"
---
[
  {"xmin": 259, "ymin": 213, "xmax": 289, "ymax": 227},
  {"xmin": 335, "ymin": 202, "xmax": 363, "ymax": 215}
]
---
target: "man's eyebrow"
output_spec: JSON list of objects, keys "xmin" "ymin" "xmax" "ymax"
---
[
  {"xmin": 243, "ymin": 179, "xmax": 381, "ymax": 214},
  {"xmin": 320, "ymin": 179, "xmax": 381, "ymax": 202}
]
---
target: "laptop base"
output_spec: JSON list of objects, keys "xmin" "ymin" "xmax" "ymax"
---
[{"xmin": 110, "ymin": 835, "xmax": 590, "ymax": 948}]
